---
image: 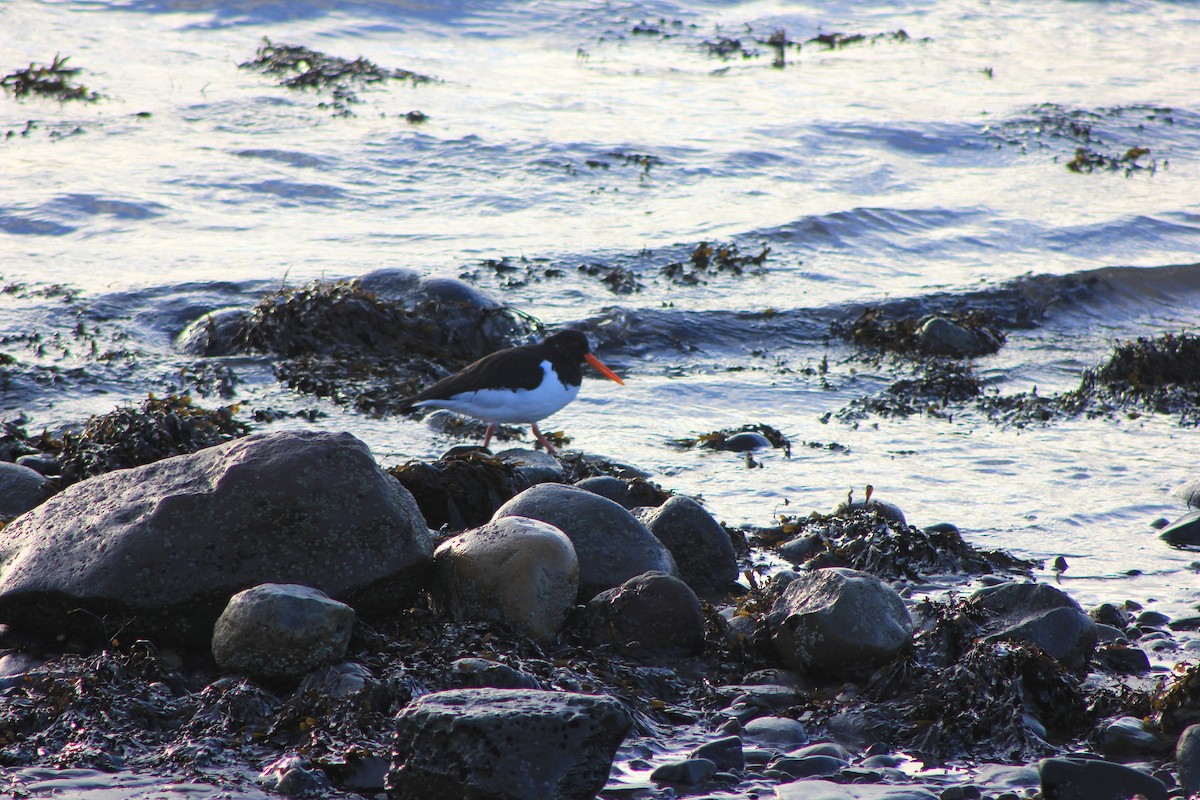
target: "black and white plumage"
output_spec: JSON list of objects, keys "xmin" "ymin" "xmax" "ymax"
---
[{"xmin": 401, "ymin": 329, "xmax": 624, "ymax": 454}]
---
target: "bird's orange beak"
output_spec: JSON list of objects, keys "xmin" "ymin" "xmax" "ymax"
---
[{"xmin": 586, "ymin": 353, "xmax": 625, "ymax": 385}]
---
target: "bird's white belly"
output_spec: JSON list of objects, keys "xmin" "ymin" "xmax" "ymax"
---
[{"xmin": 415, "ymin": 361, "xmax": 580, "ymax": 423}]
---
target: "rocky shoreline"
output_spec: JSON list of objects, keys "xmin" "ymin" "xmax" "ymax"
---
[
  {"xmin": 4, "ymin": 274, "xmax": 1200, "ymax": 799},
  {"xmin": 1, "ymin": 421, "xmax": 1199, "ymax": 800}
]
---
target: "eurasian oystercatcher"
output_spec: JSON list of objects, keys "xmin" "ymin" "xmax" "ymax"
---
[{"xmin": 401, "ymin": 329, "xmax": 624, "ymax": 455}]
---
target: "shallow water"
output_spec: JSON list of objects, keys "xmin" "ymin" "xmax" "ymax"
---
[{"xmin": 3, "ymin": 0, "xmax": 1200, "ymax": 795}]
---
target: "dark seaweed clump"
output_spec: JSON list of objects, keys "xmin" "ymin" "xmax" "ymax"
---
[
  {"xmin": 50, "ymin": 394, "xmax": 249, "ymax": 487},
  {"xmin": 981, "ymin": 331, "xmax": 1200, "ymax": 427},
  {"xmin": 1, "ymin": 55, "xmax": 100, "ymax": 102},
  {"xmin": 836, "ymin": 360, "xmax": 984, "ymax": 422},
  {"xmin": 389, "ymin": 452, "xmax": 532, "ymax": 533},
  {"xmin": 985, "ymin": 103, "xmax": 1168, "ymax": 175},
  {"xmin": 662, "ymin": 241, "xmax": 770, "ymax": 286},
  {"xmin": 834, "ymin": 307, "xmax": 1005, "ymax": 358},
  {"xmin": 759, "ymin": 506, "xmax": 1035, "ymax": 582},
  {"xmin": 670, "ymin": 423, "xmax": 792, "ymax": 457},
  {"xmin": 807, "ymin": 30, "xmax": 921, "ymax": 48},
  {"xmin": 232, "ymin": 279, "xmax": 536, "ymax": 416},
  {"xmin": 240, "ymin": 39, "xmax": 436, "ymax": 117}
]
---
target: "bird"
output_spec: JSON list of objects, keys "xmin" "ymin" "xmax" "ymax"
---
[{"xmin": 401, "ymin": 329, "xmax": 624, "ymax": 455}]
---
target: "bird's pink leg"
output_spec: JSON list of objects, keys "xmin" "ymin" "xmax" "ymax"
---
[
  {"xmin": 530, "ymin": 423, "xmax": 558, "ymax": 456},
  {"xmin": 482, "ymin": 423, "xmax": 495, "ymax": 450}
]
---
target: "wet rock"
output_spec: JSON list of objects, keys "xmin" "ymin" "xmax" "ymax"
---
[
  {"xmin": 916, "ymin": 316, "xmax": 996, "ymax": 357},
  {"xmin": 433, "ymin": 516, "xmax": 578, "ymax": 643},
  {"xmin": 1176, "ymin": 724, "xmax": 1200, "ymax": 796},
  {"xmin": 1038, "ymin": 755, "xmax": 1167, "ymax": 800},
  {"xmin": 651, "ymin": 757, "xmax": 718, "ymax": 785},
  {"xmin": 1095, "ymin": 716, "xmax": 1165, "ymax": 760},
  {"xmin": 1090, "ymin": 602, "xmax": 1133, "ymax": 629},
  {"xmin": 297, "ymin": 661, "xmax": 384, "ymax": 700},
  {"xmin": 409, "ymin": 276, "xmax": 502, "ymax": 309},
  {"xmin": 0, "ymin": 430, "xmax": 433, "ymax": 645},
  {"xmin": 776, "ymin": 779, "xmax": 938, "ymax": 799},
  {"xmin": 741, "ymin": 715, "xmax": 808, "ymax": 748},
  {"xmin": 211, "ymin": 583, "xmax": 355, "ymax": 679},
  {"xmin": 387, "ymin": 688, "xmax": 631, "ymax": 800},
  {"xmin": 353, "ymin": 267, "xmax": 421, "ymax": 301},
  {"xmin": 493, "ymin": 483, "xmax": 678, "ymax": 601},
  {"xmin": 1092, "ymin": 642, "xmax": 1150, "ymax": 674},
  {"xmin": 0, "ymin": 460, "xmax": 49, "ymax": 519},
  {"xmin": 767, "ymin": 567, "xmax": 913, "ymax": 676},
  {"xmin": 970, "ymin": 582, "xmax": 1097, "ymax": 671},
  {"xmin": 450, "ymin": 657, "xmax": 542, "ymax": 690},
  {"xmin": 582, "ymin": 571, "xmax": 705, "ymax": 660},
  {"xmin": 494, "ymin": 448, "xmax": 565, "ymax": 485},
  {"xmin": 574, "ymin": 475, "xmax": 671, "ymax": 509},
  {"xmin": 1159, "ymin": 510, "xmax": 1200, "ymax": 547},
  {"xmin": 690, "ymin": 735, "xmax": 744, "ymax": 771},
  {"xmin": 770, "ymin": 753, "xmax": 847, "ymax": 778},
  {"xmin": 724, "ymin": 431, "xmax": 773, "ymax": 451},
  {"xmin": 260, "ymin": 754, "xmax": 332, "ymax": 796},
  {"xmin": 15, "ymin": 453, "xmax": 60, "ymax": 476},
  {"xmin": 632, "ymin": 495, "xmax": 738, "ymax": 596},
  {"xmin": 176, "ymin": 307, "xmax": 247, "ymax": 356}
]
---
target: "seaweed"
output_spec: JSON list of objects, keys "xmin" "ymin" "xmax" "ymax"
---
[
  {"xmin": 985, "ymin": 103, "xmax": 1168, "ymax": 175},
  {"xmin": 833, "ymin": 307, "xmax": 1005, "ymax": 357},
  {"xmin": 763, "ymin": 506, "xmax": 1035, "ymax": 582},
  {"xmin": 240, "ymin": 39, "xmax": 436, "ymax": 117},
  {"xmin": 1, "ymin": 55, "xmax": 100, "ymax": 103},
  {"xmin": 662, "ymin": 241, "xmax": 770, "ymax": 286},
  {"xmin": 388, "ymin": 452, "xmax": 532, "ymax": 533},
  {"xmin": 50, "ymin": 394, "xmax": 249, "ymax": 487}
]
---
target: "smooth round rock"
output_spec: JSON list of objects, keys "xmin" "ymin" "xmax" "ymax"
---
[
  {"xmin": 433, "ymin": 516, "xmax": 578, "ymax": 643},
  {"xmin": 388, "ymin": 688, "xmax": 631, "ymax": 800},
  {"xmin": 1160, "ymin": 510, "xmax": 1200, "ymax": 547},
  {"xmin": 917, "ymin": 316, "xmax": 989, "ymax": 357},
  {"xmin": 583, "ymin": 571, "xmax": 705, "ymax": 660},
  {"xmin": 767, "ymin": 567, "xmax": 913, "ymax": 676},
  {"xmin": 494, "ymin": 448, "xmax": 565, "ymax": 485},
  {"xmin": 690, "ymin": 736, "xmax": 744, "ymax": 771},
  {"xmin": 212, "ymin": 583, "xmax": 355, "ymax": 679},
  {"xmin": 354, "ymin": 267, "xmax": 422, "ymax": 302},
  {"xmin": 176, "ymin": 307, "xmax": 247, "ymax": 356},
  {"xmin": 493, "ymin": 483, "xmax": 677, "ymax": 601},
  {"xmin": 650, "ymin": 758, "xmax": 717, "ymax": 785},
  {"xmin": 723, "ymin": 432, "xmax": 772, "ymax": 451},
  {"xmin": 741, "ymin": 716, "xmax": 808, "ymax": 748},
  {"xmin": 1178, "ymin": 723, "xmax": 1200, "ymax": 796},
  {"xmin": 0, "ymin": 461, "xmax": 50, "ymax": 519},
  {"xmin": 450, "ymin": 658, "xmax": 542, "ymax": 690},
  {"xmin": 1038, "ymin": 755, "xmax": 1167, "ymax": 800},
  {"xmin": 1095, "ymin": 716, "xmax": 1163, "ymax": 760},
  {"xmin": 632, "ymin": 495, "xmax": 738, "ymax": 596}
]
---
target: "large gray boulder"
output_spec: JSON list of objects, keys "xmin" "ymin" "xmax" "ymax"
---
[
  {"xmin": 970, "ymin": 581, "xmax": 1097, "ymax": 671},
  {"xmin": 767, "ymin": 567, "xmax": 913, "ymax": 676},
  {"xmin": 388, "ymin": 688, "xmax": 631, "ymax": 800},
  {"xmin": 633, "ymin": 496, "xmax": 738, "ymax": 596},
  {"xmin": 493, "ymin": 483, "xmax": 677, "ymax": 601},
  {"xmin": 433, "ymin": 516, "xmax": 578, "ymax": 643},
  {"xmin": 0, "ymin": 430, "xmax": 432, "ymax": 645}
]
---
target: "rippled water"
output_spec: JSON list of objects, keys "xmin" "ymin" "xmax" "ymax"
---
[{"xmin": 3, "ymin": 0, "xmax": 1200, "ymax": 794}]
